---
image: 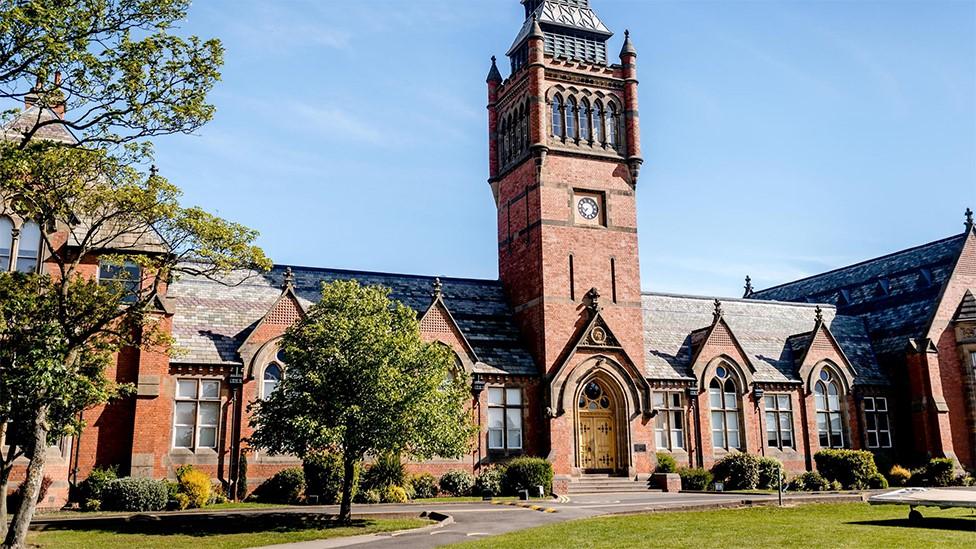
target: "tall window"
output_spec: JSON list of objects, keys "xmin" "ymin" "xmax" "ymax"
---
[
  {"xmin": 764, "ymin": 394, "xmax": 794, "ymax": 450},
  {"xmin": 15, "ymin": 221, "xmax": 41, "ymax": 273},
  {"xmin": 709, "ymin": 366, "xmax": 741, "ymax": 450},
  {"xmin": 551, "ymin": 95, "xmax": 564, "ymax": 137},
  {"xmin": 654, "ymin": 391, "xmax": 684, "ymax": 451},
  {"xmin": 566, "ymin": 97, "xmax": 577, "ymax": 140},
  {"xmin": 579, "ymin": 100, "xmax": 591, "ymax": 142},
  {"xmin": 263, "ymin": 363, "xmax": 282, "ymax": 400},
  {"xmin": 515, "ymin": 108, "xmax": 524, "ymax": 155},
  {"xmin": 488, "ymin": 387, "xmax": 522, "ymax": 451},
  {"xmin": 815, "ymin": 369, "xmax": 845, "ymax": 448},
  {"xmin": 592, "ymin": 101, "xmax": 604, "ymax": 144},
  {"xmin": 173, "ymin": 379, "xmax": 220, "ymax": 450},
  {"xmin": 607, "ymin": 104, "xmax": 619, "ymax": 147},
  {"xmin": 863, "ymin": 396, "xmax": 891, "ymax": 449},
  {"xmin": 0, "ymin": 216, "xmax": 11, "ymax": 271},
  {"xmin": 99, "ymin": 259, "xmax": 142, "ymax": 303}
]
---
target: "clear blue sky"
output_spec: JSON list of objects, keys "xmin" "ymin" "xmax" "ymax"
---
[{"xmin": 150, "ymin": 0, "xmax": 975, "ymax": 296}]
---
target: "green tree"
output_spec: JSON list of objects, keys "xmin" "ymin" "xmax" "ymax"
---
[
  {"xmin": 0, "ymin": 2, "xmax": 265, "ymax": 547},
  {"xmin": 249, "ymin": 280, "xmax": 477, "ymax": 522}
]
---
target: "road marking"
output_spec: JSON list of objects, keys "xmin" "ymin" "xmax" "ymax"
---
[{"xmin": 466, "ymin": 532, "xmax": 490, "ymax": 537}]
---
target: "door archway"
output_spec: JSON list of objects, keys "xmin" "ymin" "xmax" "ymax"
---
[{"xmin": 576, "ymin": 377, "xmax": 622, "ymax": 472}]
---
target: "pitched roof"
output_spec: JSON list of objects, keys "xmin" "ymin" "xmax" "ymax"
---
[
  {"xmin": 642, "ymin": 293, "xmax": 883, "ymax": 385},
  {"xmin": 169, "ymin": 265, "xmax": 538, "ymax": 376},
  {"xmin": 2, "ymin": 106, "xmax": 76, "ymax": 144},
  {"xmin": 750, "ymin": 234, "xmax": 966, "ymax": 356}
]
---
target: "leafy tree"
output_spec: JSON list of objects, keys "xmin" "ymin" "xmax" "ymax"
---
[
  {"xmin": 0, "ymin": 2, "xmax": 267, "ymax": 547},
  {"xmin": 249, "ymin": 280, "xmax": 477, "ymax": 522}
]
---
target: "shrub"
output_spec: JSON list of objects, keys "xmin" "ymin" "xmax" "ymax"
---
[
  {"xmin": 712, "ymin": 452, "xmax": 760, "ymax": 490},
  {"xmin": 655, "ymin": 452, "xmax": 677, "ymax": 474},
  {"xmin": 237, "ymin": 452, "xmax": 249, "ymax": 501},
  {"xmin": 955, "ymin": 474, "xmax": 974, "ymax": 487},
  {"xmin": 887, "ymin": 465, "xmax": 911, "ymax": 487},
  {"xmin": 677, "ymin": 467, "xmax": 713, "ymax": 491},
  {"xmin": 787, "ymin": 471, "xmax": 830, "ymax": 492},
  {"xmin": 78, "ymin": 466, "xmax": 118, "ymax": 504},
  {"xmin": 925, "ymin": 458, "xmax": 955, "ymax": 487},
  {"xmin": 355, "ymin": 489, "xmax": 381, "ymax": 504},
  {"xmin": 868, "ymin": 473, "xmax": 888, "ymax": 489},
  {"xmin": 814, "ymin": 449, "xmax": 879, "ymax": 489},
  {"xmin": 254, "ymin": 468, "xmax": 305, "ymax": 504},
  {"xmin": 475, "ymin": 466, "xmax": 506, "ymax": 497},
  {"xmin": 380, "ymin": 485, "xmax": 408, "ymax": 503},
  {"xmin": 174, "ymin": 493, "xmax": 191, "ymax": 511},
  {"xmin": 176, "ymin": 466, "xmax": 211, "ymax": 509},
  {"xmin": 757, "ymin": 457, "xmax": 784, "ymax": 490},
  {"xmin": 208, "ymin": 483, "xmax": 228, "ymax": 505},
  {"xmin": 410, "ymin": 473, "xmax": 438, "ymax": 499},
  {"xmin": 361, "ymin": 453, "xmax": 405, "ymax": 491},
  {"xmin": 102, "ymin": 477, "xmax": 169, "ymax": 512},
  {"xmin": 503, "ymin": 457, "xmax": 554, "ymax": 496},
  {"xmin": 439, "ymin": 470, "xmax": 475, "ymax": 497},
  {"xmin": 304, "ymin": 452, "xmax": 358, "ymax": 505},
  {"xmin": 82, "ymin": 499, "xmax": 101, "ymax": 512}
]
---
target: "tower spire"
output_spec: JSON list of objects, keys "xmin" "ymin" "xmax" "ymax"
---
[
  {"xmin": 965, "ymin": 207, "xmax": 974, "ymax": 232},
  {"xmin": 486, "ymin": 56, "xmax": 502, "ymax": 84},
  {"xmin": 620, "ymin": 29, "xmax": 637, "ymax": 57}
]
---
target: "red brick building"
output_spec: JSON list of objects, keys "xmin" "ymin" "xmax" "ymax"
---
[{"xmin": 3, "ymin": 0, "xmax": 975, "ymax": 506}]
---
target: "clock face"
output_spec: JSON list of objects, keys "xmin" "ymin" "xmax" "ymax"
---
[{"xmin": 577, "ymin": 197, "xmax": 600, "ymax": 220}]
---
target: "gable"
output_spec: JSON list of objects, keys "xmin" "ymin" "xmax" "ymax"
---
[
  {"xmin": 420, "ymin": 300, "xmax": 476, "ymax": 364},
  {"xmin": 692, "ymin": 319, "xmax": 755, "ymax": 379},
  {"xmin": 925, "ymin": 231, "xmax": 976, "ymax": 340}
]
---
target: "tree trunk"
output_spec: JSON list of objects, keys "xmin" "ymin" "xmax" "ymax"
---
[
  {"xmin": 339, "ymin": 456, "xmax": 356, "ymax": 524},
  {"xmin": 3, "ymin": 406, "xmax": 48, "ymax": 549},
  {"xmin": 0, "ymin": 468, "xmax": 8, "ymax": 540}
]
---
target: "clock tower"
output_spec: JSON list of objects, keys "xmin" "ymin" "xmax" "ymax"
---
[{"xmin": 487, "ymin": 0, "xmax": 645, "ymax": 378}]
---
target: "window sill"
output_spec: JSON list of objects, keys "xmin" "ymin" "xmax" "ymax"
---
[
  {"xmin": 169, "ymin": 447, "xmax": 219, "ymax": 456},
  {"xmin": 488, "ymin": 449, "xmax": 524, "ymax": 458}
]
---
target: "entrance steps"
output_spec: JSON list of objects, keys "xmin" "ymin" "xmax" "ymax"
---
[{"xmin": 567, "ymin": 474, "xmax": 653, "ymax": 494}]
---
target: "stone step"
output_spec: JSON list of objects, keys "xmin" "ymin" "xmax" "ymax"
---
[{"xmin": 567, "ymin": 476, "xmax": 653, "ymax": 494}]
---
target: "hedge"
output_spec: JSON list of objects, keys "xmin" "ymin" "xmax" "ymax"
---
[
  {"xmin": 439, "ymin": 470, "xmax": 475, "ymax": 497},
  {"xmin": 712, "ymin": 452, "xmax": 760, "ymax": 490},
  {"xmin": 814, "ymin": 449, "xmax": 879, "ymax": 489},
  {"xmin": 757, "ymin": 457, "xmax": 784, "ymax": 490},
  {"xmin": 925, "ymin": 458, "xmax": 955, "ymax": 487},
  {"xmin": 304, "ymin": 452, "xmax": 358, "ymax": 504},
  {"xmin": 254, "ymin": 468, "xmax": 305, "ymax": 504},
  {"xmin": 475, "ymin": 466, "xmax": 506, "ymax": 497},
  {"xmin": 503, "ymin": 457, "xmax": 554, "ymax": 496},
  {"xmin": 677, "ymin": 467, "xmax": 713, "ymax": 491},
  {"xmin": 788, "ymin": 471, "xmax": 831, "ymax": 492},
  {"xmin": 102, "ymin": 477, "xmax": 169, "ymax": 512},
  {"xmin": 655, "ymin": 452, "xmax": 677, "ymax": 474},
  {"xmin": 78, "ymin": 466, "xmax": 118, "ymax": 505},
  {"xmin": 410, "ymin": 473, "xmax": 438, "ymax": 499}
]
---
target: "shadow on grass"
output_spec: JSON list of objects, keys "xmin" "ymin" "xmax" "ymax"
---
[
  {"xmin": 849, "ymin": 517, "xmax": 976, "ymax": 533},
  {"xmin": 34, "ymin": 512, "xmax": 375, "ymax": 537}
]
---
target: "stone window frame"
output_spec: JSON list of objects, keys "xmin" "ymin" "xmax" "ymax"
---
[
  {"xmin": 862, "ymin": 396, "xmax": 892, "ymax": 449},
  {"xmin": 172, "ymin": 378, "xmax": 222, "ymax": 452},
  {"xmin": 813, "ymin": 365, "xmax": 848, "ymax": 449},
  {"xmin": 97, "ymin": 258, "xmax": 142, "ymax": 303},
  {"xmin": 261, "ymin": 361, "xmax": 283, "ymax": 401},
  {"xmin": 487, "ymin": 386, "xmax": 523, "ymax": 453},
  {"xmin": 708, "ymin": 364, "xmax": 744, "ymax": 451},
  {"xmin": 546, "ymin": 86, "xmax": 623, "ymax": 153},
  {"xmin": 653, "ymin": 390, "xmax": 685, "ymax": 451},
  {"xmin": 764, "ymin": 393, "xmax": 795, "ymax": 450},
  {"xmin": 0, "ymin": 214, "xmax": 43, "ymax": 274}
]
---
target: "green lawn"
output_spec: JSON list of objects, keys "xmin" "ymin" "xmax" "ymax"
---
[
  {"xmin": 452, "ymin": 503, "xmax": 975, "ymax": 549},
  {"xmin": 28, "ymin": 517, "xmax": 429, "ymax": 549}
]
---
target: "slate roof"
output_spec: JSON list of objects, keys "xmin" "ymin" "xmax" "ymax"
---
[
  {"xmin": 2, "ymin": 106, "xmax": 76, "ymax": 144},
  {"xmin": 642, "ymin": 293, "xmax": 884, "ymax": 385},
  {"xmin": 169, "ymin": 265, "xmax": 538, "ymax": 377},
  {"xmin": 750, "ymin": 234, "xmax": 967, "ymax": 357}
]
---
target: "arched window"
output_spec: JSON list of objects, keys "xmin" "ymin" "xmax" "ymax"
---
[
  {"xmin": 508, "ymin": 113, "xmax": 516, "ymax": 161},
  {"xmin": 551, "ymin": 95, "xmax": 564, "ymax": 137},
  {"xmin": 499, "ymin": 118, "xmax": 508, "ymax": 165},
  {"xmin": 579, "ymin": 99, "xmax": 591, "ymax": 142},
  {"xmin": 15, "ymin": 221, "xmax": 41, "ymax": 273},
  {"xmin": 607, "ymin": 103, "xmax": 619, "ymax": 148},
  {"xmin": 520, "ymin": 105, "xmax": 529, "ymax": 151},
  {"xmin": 514, "ymin": 108, "xmax": 523, "ymax": 156},
  {"xmin": 0, "ymin": 216, "xmax": 12, "ymax": 271},
  {"xmin": 263, "ymin": 362, "xmax": 282, "ymax": 400},
  {"xmin": 709, "ymin": 365, "xmax": 741, "ymax": 450},
  {"xmin": 815, "ymin": 369, "xmax": 846, "ymax": 448},
  {"xmin": 566, "ymin": 97, "xmax": 577, "ymax": 140},
  {"xmin": 593, "ymin": 100, "xmax": 604, "ymax": 144}
]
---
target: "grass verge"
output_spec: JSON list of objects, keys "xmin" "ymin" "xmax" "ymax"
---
[{"xmin": 451, "ymin": 502, "xmax": 975, "ymax": 548}]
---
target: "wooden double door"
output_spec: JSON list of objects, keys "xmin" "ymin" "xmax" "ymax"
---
[{"xmin": 578, "ymin": 410, "xmax": 617, "ymax": 472}]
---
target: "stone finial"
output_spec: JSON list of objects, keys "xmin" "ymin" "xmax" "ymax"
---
[
  {"xmin": 586, "ymin": 287, "xmax": 601, "ymax": 313},
  {"xmin": 486, "ymin": 55, "xmax": 502, "ymax": 84},
  {"xmin": 432, "ymin": 277, "xmax": 443, "ymax": 299},
  {"xmin": 528, "ymin": 14, "xmax": 544, "ymax": 40},
  {"xmin": 966, "ymin": 207, "xmax": 974, "ymax": 232},
  {"xmin": 149, "ymin": 164, "xmax": 159, "ymax": 177},
  {"xmin": 713, "ymin": 299, "xmax": 723, "ymax": 322},
  {"xmin": 620, "ymin": 29, "xmax": 637, "ymax": 57},
  {"xmin": 815, "ymin": 305, "xmax": 824, "ymax": 323},
  {"xmin": 743, "ymin": 276, "xmax": 754, "ymax": 298},
  {"xmin": 282, "ymin": 267, "xmax": 294, "ymax": 291}
]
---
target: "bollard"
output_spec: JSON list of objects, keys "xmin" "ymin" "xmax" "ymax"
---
[
  {"xmin": 536, "ymin": 485, "xmax": 544, "ymax": 498},
  {"xmin": 519, "ymin": 489, "xmax": 530, "ymax": 501}
]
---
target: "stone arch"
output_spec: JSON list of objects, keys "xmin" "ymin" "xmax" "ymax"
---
[
  {"xmin": 695, "ymin": 354, "xmax": 752, "ymax": 394},
  {"xmin": 572, "ymin": 365, "xmax": 633, "ymax": 472},
  {"xmin": 247, "ymin": 336, "xmax": 284, "ymax": 379},
  {"xmin": 805, "ymin": 359, "xmax": 853, "ymax": 395},
  {"xmin": 555, "ymin": 354, "xmax": 643, "ymax": 418}
]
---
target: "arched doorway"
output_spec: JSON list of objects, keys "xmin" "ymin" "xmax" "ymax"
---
[{"xmin": 576, "ymin": 378, "xmax": 621, "ymax": 472}]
